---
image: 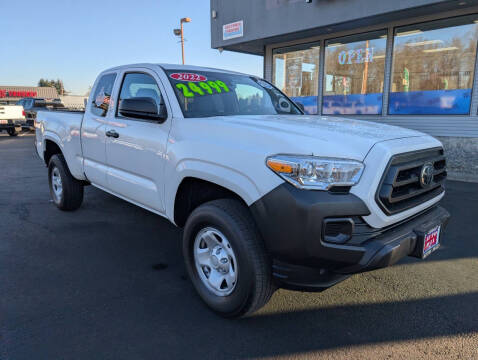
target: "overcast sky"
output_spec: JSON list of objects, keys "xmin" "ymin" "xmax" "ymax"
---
[{"xmin": 0, "ymin": 0, "xmax": 262, "ymax": 95}]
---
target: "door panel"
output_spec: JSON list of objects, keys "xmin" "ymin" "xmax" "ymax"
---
[
  {"xmin": 106, "ymin": 119, "xmax": 169, "ymax": 212},
  {"xmin": 105, "ymin": 71, "xmax": 170, "ymax": 213}
]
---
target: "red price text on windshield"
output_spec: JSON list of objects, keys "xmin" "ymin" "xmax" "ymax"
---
[{"xmin": 170, "ymin": 73, "xmax": 207, "ymax": 82}]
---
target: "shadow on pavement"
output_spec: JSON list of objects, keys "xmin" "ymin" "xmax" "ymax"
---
[{"xmin": 3, "ymin": 285, "xmax": 477, "ymax": 359}]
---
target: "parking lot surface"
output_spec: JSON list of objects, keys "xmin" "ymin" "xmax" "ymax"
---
[{"xmin": 1, "ymin": 133, "xmax": 477, "ymax": 359}]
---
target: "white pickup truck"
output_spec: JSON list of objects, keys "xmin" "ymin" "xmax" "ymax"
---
[
  {"xmin": 0, "ymin": 104, "xmax": 25, "ymax": 136},
  {"xmin": 35, "ymin": 63, "xmax": 450, "ymax": 317}
]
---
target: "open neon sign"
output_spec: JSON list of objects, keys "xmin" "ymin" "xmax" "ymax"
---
[{"xmin": 338, "ymin": 47, "xmax": 375, "ymax": 65}]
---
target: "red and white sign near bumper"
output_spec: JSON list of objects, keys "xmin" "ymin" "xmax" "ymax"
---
[{"xmin": 223, "ymin": 20, "xmax": 243, "ymax": 41}]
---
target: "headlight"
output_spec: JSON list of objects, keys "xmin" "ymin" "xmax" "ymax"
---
[{"xmin": 266, "ymin": 155, "xmax": 364, "ymax": 190}]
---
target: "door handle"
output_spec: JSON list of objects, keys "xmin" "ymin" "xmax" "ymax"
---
[{"xmin": 106, "ymin": 130, "xmax": 119, "ymax": 138}]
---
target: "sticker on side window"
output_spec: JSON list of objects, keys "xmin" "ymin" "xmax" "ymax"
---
[
  {"xmin": 95, "ymin": 89, "xmax": 111, "ymax": 108},
  {"xmin": 169, "ymin": 73, "xmax": 207, "ymax": 82}
]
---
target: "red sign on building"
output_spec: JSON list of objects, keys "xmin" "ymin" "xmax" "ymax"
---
[{"xmin": 0, "ymin": 90, "xmax": 38, "ymax": 98}]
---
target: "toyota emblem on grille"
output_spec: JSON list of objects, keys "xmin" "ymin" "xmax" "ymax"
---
[{"xmin": 420, "ymin": 163, "xmax": 434, "ymax": 188}]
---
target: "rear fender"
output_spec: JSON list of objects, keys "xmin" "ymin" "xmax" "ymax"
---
[{"xmin": 43, "ymin": 131, "xmax": 86, "ymax": 180}]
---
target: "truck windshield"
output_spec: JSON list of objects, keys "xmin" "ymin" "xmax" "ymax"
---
[{"xmin": 165, "ymin": 70, "xmax": 302, "ymax": 118}]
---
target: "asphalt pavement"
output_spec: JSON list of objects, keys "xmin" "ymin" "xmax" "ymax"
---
[{"xmin": 1, "ymin": 132, "xmax": 477, "ymax": 359}]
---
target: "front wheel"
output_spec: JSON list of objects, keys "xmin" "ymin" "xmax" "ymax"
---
[
  {"xmin": 48, "ymin": 154, "xmax": 84, "ymax": 211},
  {"xmin": 183, "ymin": 199, "xmax": 275, "ymax": 318}
]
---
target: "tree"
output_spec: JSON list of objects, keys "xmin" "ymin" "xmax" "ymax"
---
[{"xmin": 37, "ymin": 78, "xmax": 68, "ymax": 95}]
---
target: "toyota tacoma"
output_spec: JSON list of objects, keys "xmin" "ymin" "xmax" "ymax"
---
[{"xmin": 35, "ymin": 64, "xmax": 450, "ymax": 317}]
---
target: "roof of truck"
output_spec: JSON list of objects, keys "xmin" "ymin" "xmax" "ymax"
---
[{"xmin": 101, "ymin": 63, "xmax": 249, "ymax": 77}]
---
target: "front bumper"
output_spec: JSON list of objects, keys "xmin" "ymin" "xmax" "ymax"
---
[{"xmin": 250, "ymin": 183, "xmax": 450, "ymax": 291}]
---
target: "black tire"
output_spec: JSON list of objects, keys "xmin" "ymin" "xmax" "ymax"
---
[
  {"xmin": 7, "ymin": 127, "xmax": 19, "ymax": 136},
  {"xmin": 48, "ymin": 154, "xmax": 84, "ymax": 211},
  {"xmin": 183, "ymin": 199, "xmax": 275, "ymax": 318}
]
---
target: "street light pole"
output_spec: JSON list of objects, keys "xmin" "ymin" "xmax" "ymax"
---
[
  {"xmin": 174, "ymin": 17, "xmax": 191, "ymax": 65},
  {"xmin": 180, "ymin": 20, "xmax": 185, "ymax": 65}
]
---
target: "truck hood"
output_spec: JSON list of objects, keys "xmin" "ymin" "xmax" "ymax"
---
[{"xmin": 215, "ymin": 114, "xmax": 425, "ymax": 160}]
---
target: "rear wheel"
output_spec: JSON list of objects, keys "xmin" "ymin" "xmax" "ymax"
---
[
  {"xmin": 48, "ymin": 154, "xmax": 84, "ymax": 211},
  {"xmin": 7, "ymin": 127, "xmax": 20, "ymax": 136},
  {"xmin": 183, "ymin": 199, "xmax": 275, "ymax": 318}
]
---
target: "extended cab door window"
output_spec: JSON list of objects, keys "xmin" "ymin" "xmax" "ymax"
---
[
  {"xmin": 81, "ymin": 72, "xmax": 116, "ymax": 188},
  {"xmin": 117, "ymin": 73, "xmax": 164, "ymax": 120},
  {"xmin": 91, "ymin": 73, "xmax": 116, "ymax": 117}
]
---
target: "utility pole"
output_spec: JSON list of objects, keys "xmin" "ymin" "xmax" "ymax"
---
[{"xmin": 174, "ymin": 17, "xmax": 191, "ymax": 65}]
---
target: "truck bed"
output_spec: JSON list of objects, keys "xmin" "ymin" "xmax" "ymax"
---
[
  {"xmin": 35, "ymin": 110, "xmax": 85, "ymax": 180},
  {"xmin": 0, "ymin": 105, "xmax": 24, "ymax": 120}
]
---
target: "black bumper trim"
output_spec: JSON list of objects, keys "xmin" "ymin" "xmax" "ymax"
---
[
  {"xmin": 250, "ymin": 183, "xmax": 371, "ymax": 268},
  {"xmin": 270, "ymin": 205, "xmax": 449, "ymax": 291},
  {"xmin": 272, "ymin": 260, "xmax": 351, "ymax": 292},
  {"xmin": 250, "ymin": 183, "xmax": 450, "ymax": 291},
  {"xmin": 340, "ymin": 205, "xmax": 450, "ymax": 274}
]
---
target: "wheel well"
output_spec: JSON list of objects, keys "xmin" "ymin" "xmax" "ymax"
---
[
  {"xmin": 174, "ymin": 177, "xmax": 248, "ymax": 227},
  {"xmin": 44, "ymin": 140, "xmax": 62, "ymax": 166}
]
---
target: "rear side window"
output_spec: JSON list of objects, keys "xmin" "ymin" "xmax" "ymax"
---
[
  {"xmin": 118, "ymin": 72, "xmax": 163, "ymax": 110},
  {"xmin": 25, "ymin": 99, "xmax": 34, "ymax": 109},
  {"xmin": 91, "ymin": 73, "xmax": 116, "ymax": 117}
]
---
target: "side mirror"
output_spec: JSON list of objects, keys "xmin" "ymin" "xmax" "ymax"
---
[
  {"xmin": 119, "ymin": 97, "xmax": 167, "ymax": 121},
  {"xmin": 295, "ymin": 102, "xmax": 305, "ymax": 113}
]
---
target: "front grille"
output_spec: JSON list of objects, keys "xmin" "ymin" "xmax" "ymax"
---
[{"xmin": 376, "ymin": 148, "xmax": 446, "ymax": 215}]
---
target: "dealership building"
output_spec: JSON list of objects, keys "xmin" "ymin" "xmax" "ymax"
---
[
  {"xmin": 0, "ymin": 86, "xmax": 58, "ymax": 104},
  {"xmin": 211, "ymin": 0, "xmax": 478, "ymax": 181}
]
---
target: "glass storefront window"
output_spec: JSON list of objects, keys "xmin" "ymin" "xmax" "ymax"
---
[
  {"xmin": 390, "ymin": 16, "xmax": 478, "ymax": 115},
  {"xmin": 272, "ymin": 43, "xmax": 320, "ymax": 114},
  {"xmin": 323, "ymin": 31, "xmax": 387, "ymax": 115}
]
